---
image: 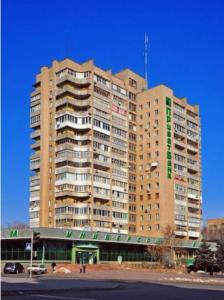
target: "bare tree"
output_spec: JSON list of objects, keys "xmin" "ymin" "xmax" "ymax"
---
[
  {"xmin": 147, "ymin": 224, "xmax": 182, "ymax": 267},
  {"xmin": 7, "ymin": 222, "xmax": 29, "ymax": 229}
]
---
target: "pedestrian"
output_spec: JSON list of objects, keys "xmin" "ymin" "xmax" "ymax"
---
[
  {"xmin": 51, "ymin": 261, "xmax": 56, "ymax": 272},
  {"xmin": 79, "ymin": 262, "xmax": 82, "ymax": 273},
  {"xmin": 82, "ymin": 263, "xmax": 86, "ymax": 273}
]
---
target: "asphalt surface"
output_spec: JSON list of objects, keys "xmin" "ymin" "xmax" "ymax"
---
[{"xmin": 1, "ymin": 281, "xmax": 224, "ymax": 300}]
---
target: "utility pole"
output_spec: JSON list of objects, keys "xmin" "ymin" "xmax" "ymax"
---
[{"xmin": 30, "ymin": 232, "xmax": 33, "ymax": 279}]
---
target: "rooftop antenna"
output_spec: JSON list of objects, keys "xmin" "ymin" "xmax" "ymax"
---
[{"xmin": 144, "ymin": 32, "xmax": 149, "ymax": 90}]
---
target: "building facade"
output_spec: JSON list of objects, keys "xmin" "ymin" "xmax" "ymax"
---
[
  {"xmin": 30, "ymin": 58, "xmax": 202, "ymax": 239},
  {"xmin": 136, "ymin": 86, "xmax": 202, "ymax": 239}
]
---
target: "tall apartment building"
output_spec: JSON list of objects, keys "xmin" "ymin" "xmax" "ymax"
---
[
  {"xmin": 30, "ymin": 58, "xmax": 202, "ymax": 239},
  {"xmin": 30, "ymin": 58, "xmax": 145, "ymax": 234}
]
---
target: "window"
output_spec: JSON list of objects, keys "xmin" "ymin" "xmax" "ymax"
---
[
  {"xmin": 155, "ymin": 203, "xmax": 160, "ymax": 209},
  {"xmin": 154, "ymin": 99, "xmax": 159, "ymax": 105},
  {"xmin": 155, "ymin": 109, "xmax": 159, "ymax": 115},
  {"xmin": 129, "ymin": 92, "xmax": 136, "ymax": 101},
  {"xmin": 147, "ymin": 102, "xmax": 150, "ymax": 108},
  {"xmin": 155, "ymin": 224, "xmax": 160, "ymax": 230},
  {"xmin": 129, "ymin": 78, "xmax": 137, "ymax": 88}
]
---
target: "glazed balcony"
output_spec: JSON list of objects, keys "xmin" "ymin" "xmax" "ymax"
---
[
  {"xmin": 188, "ymin": 231, "xmax": 200, "ymax": 238},
  {"xmin": 56, "ymin": 73, "xmax": 91, "ymax": 87},
  {"xmin": 175, "ymin": 231, "xmax": 188, "ymax": 237},
  {"xmin": 55, "ymin": 152, "xmax": 91, "ymax": 164},
  {"xmin": 55, "ymin": 213, "xmax": 90, "ymax": 220},
  {"xmin": 112, "ymin": 217, "xmax": 128, "ymax": 224}
]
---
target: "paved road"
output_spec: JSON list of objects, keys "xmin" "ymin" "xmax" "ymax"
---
[{"xmin": 2, "ymin": 281, "xmax": 224, "ymax": 300}]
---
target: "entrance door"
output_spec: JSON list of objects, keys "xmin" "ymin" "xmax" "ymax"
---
[{"xmin": 76, "ymin": 251, "xmax": 97, "ymax": 264}]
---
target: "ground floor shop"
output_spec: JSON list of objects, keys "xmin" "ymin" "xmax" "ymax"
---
[{"xmin": 1, "ymin": 228, "xmax": 199, "ymax": 264}]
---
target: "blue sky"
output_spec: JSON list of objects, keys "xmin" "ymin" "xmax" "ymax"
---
[{"xmin": 2, "ymin": 0, "xmax": 224, "ymax": 226}]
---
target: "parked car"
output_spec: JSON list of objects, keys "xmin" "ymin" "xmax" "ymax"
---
[
  {"xmin": 187, "ymin": 264, "xmax": 220, "ymax": 274},
  {"xmin": 3, "ymin": 262, "xmax": 24, "ymax": 274},
  {"xmin": 27, "ymin": 264, "xmax": 47, "ymax": 275}
]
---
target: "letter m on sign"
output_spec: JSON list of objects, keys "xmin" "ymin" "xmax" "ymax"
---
[
  {"xmin": 66, "ymin": 231, "xmax": 73, "ymax": 238},
  {"xmin": 10, "ymin": 230, "xmax": 18, "ymax": 237}
]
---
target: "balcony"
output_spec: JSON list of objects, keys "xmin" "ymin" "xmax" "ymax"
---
[
  {"xmin": 55, "ymin": 213, "xmax": 90, "ymax": 220},
  {"xmin": 112, "ymin": 217, "xmax": 128, "ymax": 224},
  {"xmin": 56, "ymin": 86, "xmax": 91, "ymax": 99},
  {"xmin": 56, "ymin": 74, "xmax": 91, "ymax": 87},
  {"xmin": 93, "ymin": 158, "xmax": 111, "ymax": 170},
  {"xmin": 188, "ymin": 174, "xmax": 200, "ymax": 181},
  {"xmin": 188, "ymin": 202, "xmax": 201, "ymax": 209},
  {"xmin": 187, "ymin": 114, "xmax": 198, "ymax": 124},
  {"xmin": 55, "ymin": 190, "xmax": 90, "ymax": 198},
  {"xmin": 173, "ymin": 106, "xmax": 186, "ymax": 117},
  {"xmin": 188, "ymin": 212, "xmax": 201, "ymax": 218},
  {"xmin": 112, "ymin": 206, "xmax": 128, "ymax": 213},
  {"xmin": 188, "ymin": 193, "xmax": 200, "ymax": 200},
  {"xmin": 30, "ymin": 120, "xmax": 40, "ymax": 129},
  {"xmin": 187, "ymin": 144, "xmax": 198, "ymax": 153},
  {"xmin": 93, "ymin": 192, "xmax": 111, "ymax": 201},
  {"xmin": 30, "ymin": 130, "xmax": 40, "ymax": 139},
  {"xmin": 175, "ymin": 220, "xmax": 188, "ymax": 226},
  {"xmin": 188, "ymin": 231, "xmax": 200, "ymax": 238},
  {"xmin": 55, "ymin": 153, "xmax": 91, "ymax": 164},
  {"xmin": 56, "ymin": 133, "xmax": 92, "ymax": 143},
  {"xmin": 187, "ymin": 163, "xmax": 199, "ymax": 172},
  {"xmin": 56, "ymin": 120, "xmax": 91, "ymax": 131},
  {"xmin": 188, "ymin": 222, "xmax": 200, "ymax": 228},
  {"xmin": 30, "ymin": 158, "xmax": 40, "ymax": 171},
  {"xmin": 174, "ymin": 139, "xmax": 186, "ymax": 149},
  {"xmin": 93, "ymin": 215, "xmax": 111, "ymax": 222},
  {"xmin": 56, "ymin": 98, "xmax": 90, "ymax": 108},
  {"xmin": 174, "ymin": 169, "xmax": 187, "ymax": 177},
  {"xmin": 175, "ymin": 231, "xmax": 188, "ymax": 237},
  {"xmin": 31, "ymin": 141, "xmax": 40, "ymax": 150},
  {"xmin": 187, "ymin": 134, "xmax": 199, "ymax": 143},
  {"xmin": 173, "ymin": 116, "xmax": 186, "ymax": 126}
]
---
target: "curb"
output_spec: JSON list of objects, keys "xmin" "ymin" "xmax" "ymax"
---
[{"xmin": 1, "ymin": 284, "xmax": 122, "ymax": 297}]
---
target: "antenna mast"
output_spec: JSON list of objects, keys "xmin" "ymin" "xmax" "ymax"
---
[{"xmin": 144, "ymin": 32, "xmax": 149, "ymax": 89}]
